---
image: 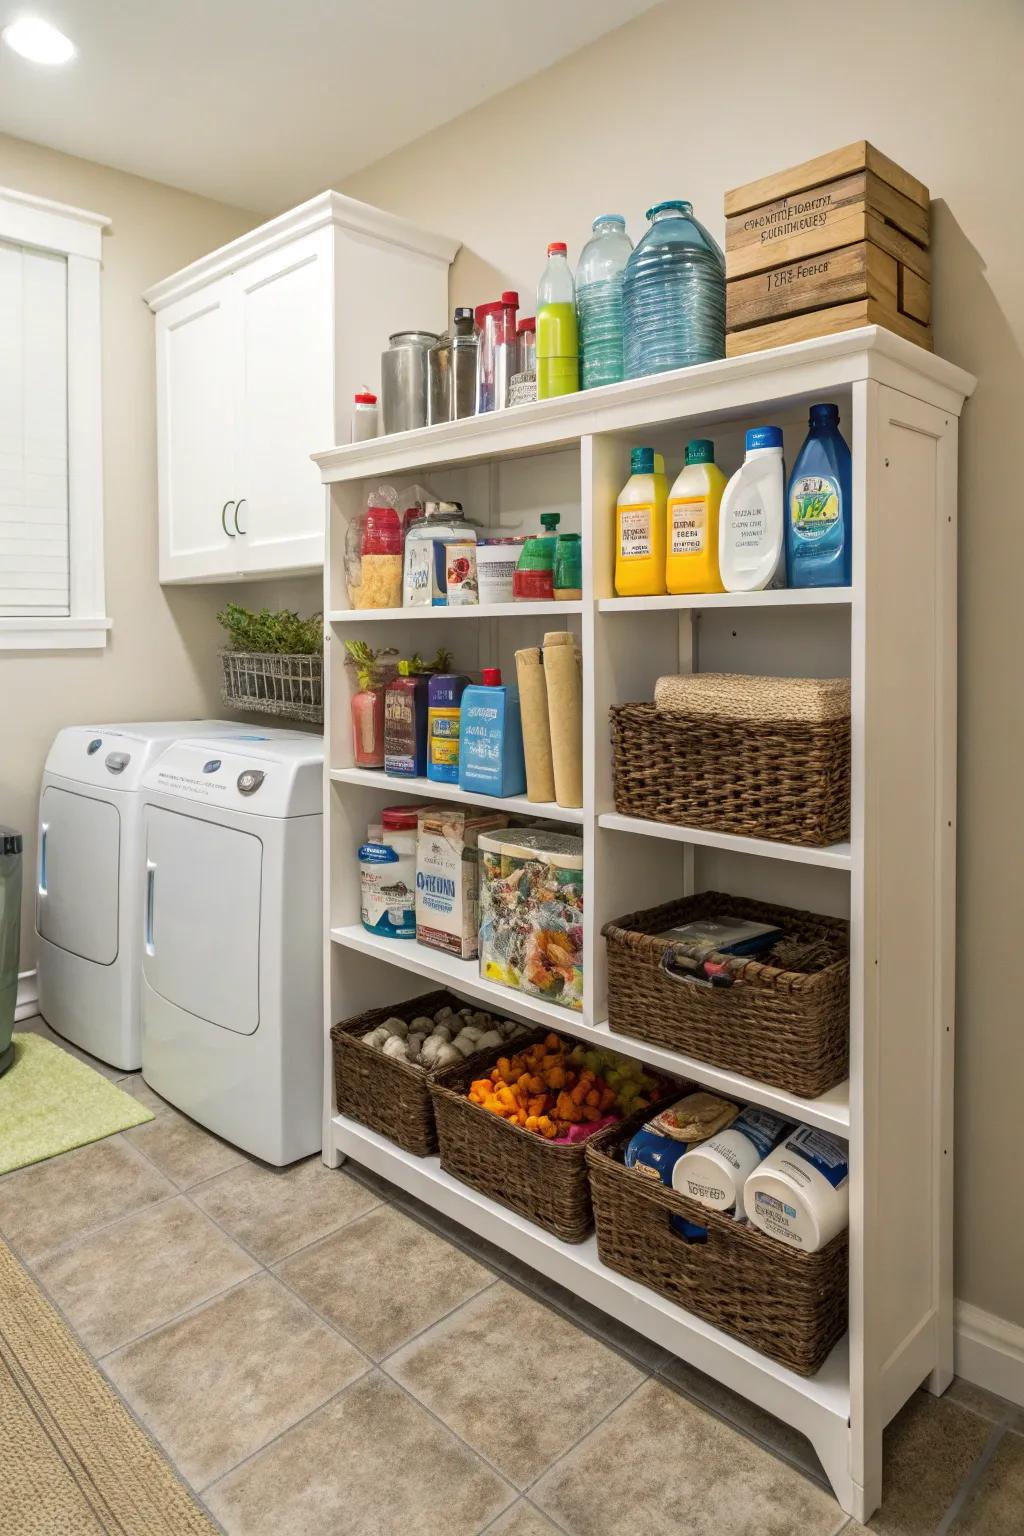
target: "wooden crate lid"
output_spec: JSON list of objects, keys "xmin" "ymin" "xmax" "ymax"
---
[{"xmin": 725, "ymin": 141, "xmax": 929, "ymax": 219}]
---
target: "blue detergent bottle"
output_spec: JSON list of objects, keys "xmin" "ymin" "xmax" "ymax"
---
[{"xmin": 785, "ymin": 403, "xmax": 852, "ymax": 588}]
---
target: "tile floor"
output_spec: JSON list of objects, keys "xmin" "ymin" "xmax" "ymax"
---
[{"xmin": 3, "ymin": 1015, "xmax": 1022, "ymax": 1536}]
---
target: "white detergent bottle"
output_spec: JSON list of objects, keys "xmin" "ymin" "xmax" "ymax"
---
[{"xmin": 718, "ymin": 425, "xmax": 786, "ymax": 592}]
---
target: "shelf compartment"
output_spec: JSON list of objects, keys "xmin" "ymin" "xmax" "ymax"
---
[
  {"xmin": 330, "ymin": 924, "xmax": 578, "ymax": 1031},
  {"xmin": 599, "ymin": 589, "xmax": 853, "ymax": 612},
  {"xmin": 332, "ymin": 1114, "xmax": 851, "ymax": 1432},
  {"xmin": 328, "ymin": 601, "xmax": 583, "ymax": 623},
  {"xmin": 598, "ymin": 813, "xmax": 852, "ymax": 871},
  {"xmin": 330, "ymin": 767, "xmax": 585, "ymax": 824}
]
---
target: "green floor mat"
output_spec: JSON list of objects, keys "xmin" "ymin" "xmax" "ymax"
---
[{"xmin": 0, "ymin": 1034, "xmax": 154, "ymax": 1175}]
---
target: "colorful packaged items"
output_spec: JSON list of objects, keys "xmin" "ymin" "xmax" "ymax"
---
[
  {"xmin": 478, "ymin": 828, "xmax": 584, "ymax": 1011},
  {"xmin": 415, "ymin": 806, "xmax": 508, "ymax": 959}
]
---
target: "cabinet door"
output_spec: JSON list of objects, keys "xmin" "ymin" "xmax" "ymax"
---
[
  {"xmin": 233, "ymin": 230, "xmax": 332, "ymax": 576},
  {"xmin": 155, "ymin": 281, "xmax": 239, "ymax": 582}
]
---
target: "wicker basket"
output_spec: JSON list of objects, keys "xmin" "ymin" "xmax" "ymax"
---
[
  {"xmin": 332, "ymin": 991, "xmax": 476, "ymax": 1157},
  {"xmin": 220, "ymin": 650, "xmax": 323, "ymax": 724},
  {"xmin": 603, "ymin": 892, "xmax": 849, "ymax": 1099},
  {"xmin": 430, "ymin": 1033, "xmax": 681, "ymax": 1243},
  {"xmin": 610, "ymin": 674, "xmax": 850, "ymax": 847},
  {"xmin": 586, "ymin": 1122, "xmax": 848, "ymax": 1375}
]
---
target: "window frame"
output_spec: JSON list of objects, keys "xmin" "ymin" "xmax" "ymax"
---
[{"xmin": 0, "ymin": 186, "xmax": 110, "ymax": 650}]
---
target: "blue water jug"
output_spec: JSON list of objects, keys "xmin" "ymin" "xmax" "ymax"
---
[
  {"xmin": 622, "ymin": 200, "xmax": 725, "ymax": 379},
  {"xmin": 785, "ymin": 403, "xmax": 853, "ymax": 588},
  {"xmin": 576, "ymin": 214, "xmax": 633, "ymax": 390}
]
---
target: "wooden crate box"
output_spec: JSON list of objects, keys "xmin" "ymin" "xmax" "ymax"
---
[{"xmin": 725, "ymin": 141, "xmax": 931, "ymax": 356}]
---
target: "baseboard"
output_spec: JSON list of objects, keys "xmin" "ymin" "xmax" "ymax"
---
[
  {"xmin": 956, "ymin": 1301, "xmax": 1024, "ymax": 1409},
  {"xmin": 14, "ymin": 968, "xmax": 38, "ymax": 1022}
]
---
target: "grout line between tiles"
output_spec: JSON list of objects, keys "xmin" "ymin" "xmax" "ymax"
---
[
  {"xmin": 520, "ymin": 1374, "xmax": 651, "ymax": 1506},
  {"xmin": 933, "ymin": 1420, "xmax": 1007, "ymax": 1536}
]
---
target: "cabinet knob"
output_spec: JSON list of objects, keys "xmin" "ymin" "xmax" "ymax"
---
[
  {"xmin": 221, "ymin": 500, "xmax": 236, "ymax": 537},
  {"xmin": 234, "ymin": 498, "xmax": 247, "ymax": 535}
]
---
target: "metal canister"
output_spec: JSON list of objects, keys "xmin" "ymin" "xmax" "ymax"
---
[
  {"xmin": 381, "ymin": 330, "xmax": 438, "ymax": 434},
  {"xmin": 428, "ymin": 336, "xmax": 452, "ymax": 425}
]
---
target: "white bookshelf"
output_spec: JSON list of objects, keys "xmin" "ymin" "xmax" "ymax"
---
[{"xmin": 315, "ymin": 328, "xmax": 974, "ymax": 1523}]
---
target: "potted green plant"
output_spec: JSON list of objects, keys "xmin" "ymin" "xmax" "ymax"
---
[{"xmin": 217, "ymin": 604, "xmax": 324, "ymax": 722}]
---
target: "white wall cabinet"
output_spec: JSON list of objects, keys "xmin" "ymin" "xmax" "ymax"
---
[
  {"xmin": 145, "ymin": 193, "xmax": 458, "ymax": 584},
  {"xmin": 315, "ymin": 329, "xmax": 975, "ymax": 1525}
]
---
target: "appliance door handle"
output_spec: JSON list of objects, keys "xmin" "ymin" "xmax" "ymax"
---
[
  {"xmin": 145, "ymin": 859, "xmax": 156, "ymax": 956},
  {"xmin": 38, "ymin": 822, "xmax": 48, "ymax": 896},
  {"xmin": 234, "ymin": 498, "xmax": 247, "ymax": 535},
  {"xmin": 221, "ymin": 500, "xmax": 236, "ymax": 537}
]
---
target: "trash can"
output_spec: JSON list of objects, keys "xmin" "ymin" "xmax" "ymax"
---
[{"xmin": 0, "ymin": 827, "xmax": 23, "ymax": 1077}]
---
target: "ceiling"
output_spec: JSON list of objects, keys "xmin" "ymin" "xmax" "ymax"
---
[{"xmin": 0, "ymin": 0, "xmax": 658, "ymax": 212}]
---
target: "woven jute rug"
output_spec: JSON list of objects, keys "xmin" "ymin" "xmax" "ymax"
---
[{"xmin": 0, "ymin": 1238, "xmax": 218, "ymax": 1536}]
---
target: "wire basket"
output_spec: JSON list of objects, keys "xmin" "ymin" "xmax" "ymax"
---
[{"xmin": 219, "ymin": 650, "xmax": 323, "ymax": 724}]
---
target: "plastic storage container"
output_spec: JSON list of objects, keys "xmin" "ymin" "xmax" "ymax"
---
[
  {"xmin": 576, "ymin": 214, "xmax": 633, "ymax": 390},
  {"xmin": 478, "ymin": 829, "xmax": 585, "ymax": 1011},
  {"xmin": 403, "ymin": 500, "xmax": 476, "ymax": 607},
  {"xmin": 785, "ymin": 403, "xmax": 853, "ymax": 588},
  {"xmin": 476, "ymin": 292, "xmax": 518, "ymax": 413},
  {"xmin": 536, "ymin": 243, "xmax": 579, "ymax": 399},
  {"xmin": 623, "ymin": 201, "xmax": 725, "ymax": 379},
  {"xmin": 666, "ymin": 439, "xmax": 727, "ymax": 594},
  {"xmin": 351, "ymin": 389, "xmax": 378, "ymax": 442},
  {"xmin": 355, "ymin": 488, "xmax": 404, "ymax": 609},
  {"xmin": 359, "ymin": 807, "xmax": 418, "ymax": 940}
]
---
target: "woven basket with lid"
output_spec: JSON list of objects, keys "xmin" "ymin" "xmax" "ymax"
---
[{"xmin": 610, "ymin": 673, "xmax": 850, "ymax": 847}]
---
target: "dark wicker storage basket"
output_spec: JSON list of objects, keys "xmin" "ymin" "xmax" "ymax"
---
[
  {"xmin": 430, "ymin": 1033, "xmax": 681, "ymax": 1243},
  {"xmin": 609, "ymin": 673, "xmax": 850, "ymax": 848},
  {"xmin": 603, "ymin": 892, "xmax": 849, "ymax": 1099},
  {"xmin": 332, "ymin": 991, "xmax": 475, "ymax": 1158},
  {"xmin": 586, "ymin": 1122, "xmax": 848, "ymax": 1375}
]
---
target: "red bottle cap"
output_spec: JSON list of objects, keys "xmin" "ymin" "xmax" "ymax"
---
[
  {"xmin": 474, "ymin": 299, "xmax": 504, "ymax": 329},
  {"xmin": 354, "ymin": 391, "xmax": 377, "ymax": 404},
  {"xmin": 517, "ymin": 316, "xmax": 536, "ymax": 333},
  {"xmin": 481, "ymin": 668, "xmax": 502, "ymax": 686},
  {"xmin": 501, "ymin": 290, "xmax": 519, "ymax": 307},
  {"xmin": 547, "ymin": 242, "xmax": 567, "ymax": 256}
]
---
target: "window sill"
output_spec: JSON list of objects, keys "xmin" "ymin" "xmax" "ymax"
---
[{"xmin": 0, "ymin": 617, "xmax": 112, "ymax": 650}]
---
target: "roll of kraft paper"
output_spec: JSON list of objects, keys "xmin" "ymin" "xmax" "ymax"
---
[
  {"xmin": 514, "ymin": 646, "xmax": 556, "ymax": 802},
  {"xmin": 543, "ymin": 631, "xmax": 583, "ymax": 808}
]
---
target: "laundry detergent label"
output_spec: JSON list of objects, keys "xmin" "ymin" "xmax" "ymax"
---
[
  {"xmin": 790, "ymin": 475, "xmax": 840, "ymax": 542},
  {"xmin": 669, "ymin": 496, "xmax": 706, "ymax": 555},
  {"xmin": 619, "ymin": 506, "xmax": 653, "ymax": 559},
  {"xmin": 785, "ymin": 1126, "xmax": 849, "ymax": 1189},
  {"xmin": 428, "ymin": 708, "xmax": 461, "ymax": 777},
  {"xmin": 728, "ymin": 496, "xmax": 768, "ymax": 562}
]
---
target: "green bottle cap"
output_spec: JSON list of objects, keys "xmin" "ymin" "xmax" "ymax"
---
[
  {"xmin": 540, "ymin": 512, "xmax": 561, "ymax": 533},
  {"xmin": 686, "ymin": 439, "xmax": 715, "ymax": 465},
  {"xmin": 631, "ymin": 447, "xmax": 655, "ymax": 474}
]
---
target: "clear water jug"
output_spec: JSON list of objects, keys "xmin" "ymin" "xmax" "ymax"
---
[
  {"xmin": 623, "ymin": 200, "xmax": 725, "ymax": 379},
  {"xmin": 576, "ymin": 214, "xmax": 633, "ymax": 390}
]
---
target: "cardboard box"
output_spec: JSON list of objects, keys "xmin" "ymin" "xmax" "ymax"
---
[{"xmin": 415, "ymin": 806, "xmax": 508, "ymax": 959}]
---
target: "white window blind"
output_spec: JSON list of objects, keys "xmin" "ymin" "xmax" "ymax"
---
[{"xmin": 0, "ymin": 236, "xmax": 70, "ymax": 616}]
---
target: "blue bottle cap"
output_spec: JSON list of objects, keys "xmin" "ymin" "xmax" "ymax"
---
[
  {"xmin": 631, "ymin": 446, "xmax": 655, "ymax": 474},
  {"xmin": 810, "ymin": 402, "xmax": 840, "ymax": 425},
  {"xmin": 685, "ymin": 439, "xmax": 715, "ymax": 465},
  {"xmin": 646, "ymin": 200, "xmax": 693, "ymax": 220},
  {"xmin": 746, "ymin": 425, "xmax": 784, "ymax": 451},
  {"xmin": 593, "ymin": 213, "xmax": 626, "ymax": 229}
]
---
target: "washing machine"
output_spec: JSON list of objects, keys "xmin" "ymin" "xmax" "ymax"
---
[
  {"xmin": 35, "ymin": 720, "xmax": 266, "ymax": 1071},
  {"xmin": 138, "ymin": 734, "xmax": 324, "ymax": 1165}
]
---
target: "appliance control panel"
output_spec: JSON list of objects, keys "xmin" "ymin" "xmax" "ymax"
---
[{"xmin": 141, "ymin": 741, "xmax": 321, "ymax": 818}]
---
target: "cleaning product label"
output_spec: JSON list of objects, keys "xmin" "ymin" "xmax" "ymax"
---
[
  {"xmin": 669, "ymin": 496, "xmax": 707, "ymax": 555},
  {"xmin": 785, "ymin": 1126, "xmax": 849, "ymax": 1189},
  {"xmin": 729, "ymin": 496, "xmax": 768, "ymax": 563},
  {"xmin": 359, "ymin": 843, "xmax": 416, "ymax": 939},
  {"xmin": 619, "ymin": 506, "xmax": 653, "ymax": 559},
  {"xmin": 790, "ymin": 475, "xmax": 840, "ymax": 542},
  {"xmin": 428, "ymin": 707, "xmax": 461, "ymax": 781}
]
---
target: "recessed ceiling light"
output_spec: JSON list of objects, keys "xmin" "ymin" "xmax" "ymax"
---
[{"xmin": 2, "ymin": 16, "xmax": 76, "ymax": 64}]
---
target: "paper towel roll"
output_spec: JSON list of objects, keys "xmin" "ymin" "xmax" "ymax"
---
[
  {"xmin": 514, "ymin": 646, "xmax": 556, "ymax": 802},
  {"xmin": 543, "ymin": 631, "xmax": 583, "ymax": 809}
]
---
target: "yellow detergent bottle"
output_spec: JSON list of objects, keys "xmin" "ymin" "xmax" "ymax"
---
[
  {"xmin": 666, "ymin": 439, "xmax": 727, "ymax": 593},
  {"xmin": 615, "ymin": 446, "xmax": 667, "ymax": 596}
]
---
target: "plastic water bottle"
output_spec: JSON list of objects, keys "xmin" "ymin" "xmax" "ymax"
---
[
  {"xmin": 623, "ymin": 200, "xmax": 726, "ymax": 379},
  {"xmin": 576, "ymin": 215, "xmax": 633, "ymax": 390},
  {"xmin": 536, "ymin": 242, "xmax": 579, "ymax": 399}
]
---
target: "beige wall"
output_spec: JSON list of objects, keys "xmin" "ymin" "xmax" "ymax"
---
[
  {"xmin": 0, "ymin": 136, "xmax": 265, "ymax": 968},
  {"xmin": 341, "ymin": 0, "xmax": 1024, "ymax": 1327}
]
